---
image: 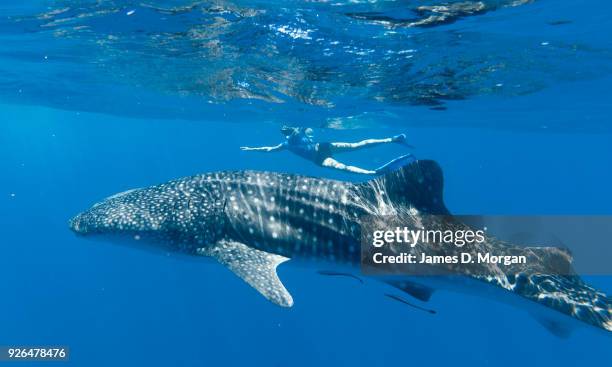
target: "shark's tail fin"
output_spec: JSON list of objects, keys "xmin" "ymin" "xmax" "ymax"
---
[{"xmin": 367, "ymin": 159, "xmax": 449, "ymax": 214}]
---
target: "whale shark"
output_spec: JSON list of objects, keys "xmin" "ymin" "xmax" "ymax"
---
[{"xmin": 69, "ymin": 160, "xmax": 611, "ymax": 336}]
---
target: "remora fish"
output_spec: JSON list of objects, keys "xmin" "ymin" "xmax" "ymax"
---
[{"xmin": 69, "ymin": 160, "xmax": 611, "ymax": 336}]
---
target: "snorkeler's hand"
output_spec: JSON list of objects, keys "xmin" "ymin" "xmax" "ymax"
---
[
  {"xmin": 241, "ymin": 144, "xmax": 284, "ymax": 152},
  {"xmin": 241, "ymin": 146, "xmax": 274, "ymax": 152}
]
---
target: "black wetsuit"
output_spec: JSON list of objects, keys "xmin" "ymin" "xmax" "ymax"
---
[{"xmin": 285, "ymin": 133, "xmax": 333, "ymax": 166}]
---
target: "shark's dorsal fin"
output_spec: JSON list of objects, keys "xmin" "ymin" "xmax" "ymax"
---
[
  {"xmin": 365, "ymin": 160, "xmax": 449, "ymax": 214},
  {"xmin": 197, "ymin": 241, "xmax": 293, "ymax": 307}
]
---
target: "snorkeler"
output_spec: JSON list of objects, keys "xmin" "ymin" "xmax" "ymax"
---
[{"xmin": 240, "ymin": 126, "xmax": 415, "ymax": 175}]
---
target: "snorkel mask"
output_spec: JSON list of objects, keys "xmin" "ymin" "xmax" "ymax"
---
[
  {"xmin": 280, "ymin": 125, "xmax": 314, "ymax": 139},
  {"xmin": 281, "ymin": 125, "xmax": 299, "ymax": 138}
]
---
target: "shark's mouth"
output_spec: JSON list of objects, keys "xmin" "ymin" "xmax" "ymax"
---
[{"xmin": 68, "ymin": 215, "xmax": 85, "ymax": 235}]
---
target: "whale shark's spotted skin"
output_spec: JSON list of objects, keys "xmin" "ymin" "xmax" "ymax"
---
[
  {"xmin": 218, "ymin": 171, "xmax": 366, "ymax": 263},
  {"xmin": 72, "ymin": 171, "xmax": 366, "ymax": 262},
  {"xmin": 70, "ymin": 161, "xmax": 611, "ymax": 334},
  {"xmin": 71, "ymin": 176, "xmax": 228, "ymax": 253}
]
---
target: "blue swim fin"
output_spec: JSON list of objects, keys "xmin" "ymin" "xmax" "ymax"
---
[
  {"xmin": 376, "ymin": 154, "xmax": 416, "ymax": 175},
  {"xmin": 393, "ymin": 134, "xmax": 415, "ymax": 149}
]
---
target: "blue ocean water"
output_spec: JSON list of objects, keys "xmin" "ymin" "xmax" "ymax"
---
[{"xmin": 0, "ymin": 1, "xmax": 611, "ymax": 366}]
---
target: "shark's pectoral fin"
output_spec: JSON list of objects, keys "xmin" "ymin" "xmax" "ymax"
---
[{"xmin": 197, "ymin": 241, "xmax": 293, "ymax": 307}]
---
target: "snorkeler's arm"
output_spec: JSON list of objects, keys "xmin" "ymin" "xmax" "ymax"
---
[{"xmin": 240, "ymin": 142, "xmax": 287, "ymax": 152}]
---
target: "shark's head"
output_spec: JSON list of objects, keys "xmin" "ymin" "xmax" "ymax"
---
[
  {"xmin": 69, "ymin": 189, "xmax": 160, "ymax": 239},
  {"xmin": 69, "ymin": 179, "xmax": 227, "ymax": 253}
]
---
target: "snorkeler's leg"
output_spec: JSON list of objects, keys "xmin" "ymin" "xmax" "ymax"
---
[
  {"xmin": 375, "ymin": 154, "xmax": 416, "ymax": 175},
  {"xmin": 329, "ymin": 134, "xmax": 412, "ymax": 153},
  {"xmin": 320, "ymin": 158, "xmax": 377, "ymax": 175}
]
